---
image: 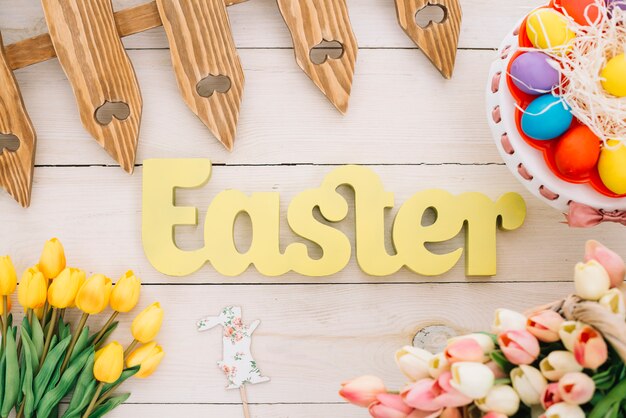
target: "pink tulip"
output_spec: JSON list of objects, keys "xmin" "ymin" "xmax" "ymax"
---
[
  {"xmin": 369, "ymin": 393, "xmax": 414, "ymax": 418},
  {"xmin": 485, "ymin": 361, "xmax": 507, "ymax": 379},
  {"xmin": 558, "ymin": 372, "xmax": 595, "ymax": 405},
  {"xmin": 527, "ymin": 310, "xmax": 564, "ymax": 342},
  {"xmin": 340, "ymin": 376, "xmax": 386, "ymax": 407},
  {"xmin": 498, "ymin": 330, "xmax": 540, "ymax": 365},
  {"xmin": 482, "ymin": 413, "xmax": 507, "ymax": 418},
  {"xmin": 573, "ymin": 326, "xmax": 608, "ymax": 369},
  {"xmin": 444, "ymin": 339, "xmax": 484, "ymax": 363},
  {"xmin": 541, "ymin": 383, "xmax": 563, "ymax": 409},
  {"xmin": 585, "ymin": 240, "xmax": 625, "ymax": 288},
  {"xmin": 440, "ymin": 408, "xmax": 463, "ymax": 418},
  {"xmin": 406, "ymin": 410, "xmax": 442, "ymax": 418},
  {"xmin": 402, "ymin": 373, "xmax": 472, "ymax": 411}
]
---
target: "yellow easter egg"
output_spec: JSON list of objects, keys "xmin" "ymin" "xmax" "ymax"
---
[
  {"xmin": 601, "ymin": 54, "xmax": 626, "ymax": 97},
  {"xmin": 598, "ymin": 140, "xmax": 626, "ymax": 194},
  {"xmin": 526, "ymin": 9, "xmax": 576, "ymax": 50}
]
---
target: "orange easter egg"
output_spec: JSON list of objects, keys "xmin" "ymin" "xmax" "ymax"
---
[
  {"xmin": 560, "ymin": 0, "xmax": 601, "ymax": 25},
  {"xmin": 554, "ymin": 125, "xmax": 601, "ymax": 177}
]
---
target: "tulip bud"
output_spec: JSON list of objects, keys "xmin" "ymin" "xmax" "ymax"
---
[
  {"xmin": 573, "ymin": 325, "xmax": 608, "ymax": 369},
  {"xmin": 475, "ymin": 385, "xmax": 520, "ymax": 416},
  {"xmin": 132, "ymin": 302, "xmax": 164, "ymax": 343},
  {"xmin": 527, "ymin": 310, "xmax": 564, "ymax": 343},
  {"xmin": 585, "ymin": 240, "xmax": 625, "ymax": 288},
  {"xmin": 0, "ymin": 256, "xmax": 17, "ymax": 296},
  {"xmin": 440, "ymin": 408, "xmax": 463, "ymax": 418},
  {"xmin": 510, "ymin": 365, "xmax": 547, "ymax": 406},
  {"xmin": 574, "ymin": 260, "xmax": 611, "ymax": 301},
  {"xmin": 368, "ymin": 393, "xmax": 414, "ymax": 418},
  {"xmin": 542, "ymin": 402, "xmax": 585, "ymax": 418},
  {"xmin": 598, "ymin": 288, "xmax": 626, "ymax": 319},
  {"xmin": 558, "ymin": 321, "xmax": 583, "ymax": 352},
  {"xmin": 539, "ymin": 351, "xmax": 582, "ymax": 381},
  {"xmin": 339, "ymin": 375, "xmax": 386, "ymax": 407},
  {"xmin": 94, "ymin": 342, "xmax": 124, "ymax": 383},
  {"xmin": 126, "ymin": 341, "xmax": 165, "ymax": 379},
  {"xmin": 402, "ymin": 372, "xmax": 471, "ymax": 411},
  {"xmin": 110, "ymin": 270, "xmax": 141, "ymax": 313},
  {"xmin": 498, "ymin": 330, "xmax": 540, "ymax": 365},
  {"xmin": 450, "ymin": 362, "xmax": 495, "ymax": 400},
  {"xmin": 0, "ymin": 297, "xmax": 12, "ymax": 315},
  {"xmin": 395, "ymin": 346, "xmax": 433, "ymax": 382},
  {"xmin": 48, "ymin": 267, "xmax": 85, "ymax": 309},
  {"xmin": 445, "ymin": 338, "xmax": 485, "ymax": 364},
  {"xmin": 75, "ymin": 274, "xmax": 112, "ymax": 314},
  {"xmin": 428, "ymin": 352, "xmax": 449, "ymax": 379},
  {"xmin": 541, "ymin": 383, "xmax": 562, "ymax": 410},
  {"xmin": 558, "ymin": 372, "xmax": 595, "ymax": 405},
  {"xmin": 448, "ymin": 333, "xmax": 496, "ymax": 356},
  {"xmin": 482, "ymin": 413, "xmax": 507, "ymax": 418},
  {"xmin": 492, "ymin": 309, "xmax": 527, "ymax": 334},
  {"xmin": 18, "ymin": 266, "xmax": 47, "ymax": 310},
  {"xmin": 38, "ymin": 238, "xmax": 66, "ymax": 279}
]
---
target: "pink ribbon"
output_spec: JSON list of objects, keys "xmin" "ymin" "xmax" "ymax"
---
[{"xmin": 565, "ymin": 201, "xmax": 626, "ymax": 227}]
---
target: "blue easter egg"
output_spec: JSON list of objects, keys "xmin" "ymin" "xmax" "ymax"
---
[{"xmin": 521, "ymin": 94, "xmax": 573, "ymax": 140}]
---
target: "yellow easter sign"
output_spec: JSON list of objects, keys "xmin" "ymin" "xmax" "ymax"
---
[{"xmin": 142, "ymin": 159, "xmax": 526, "ymax": 277}]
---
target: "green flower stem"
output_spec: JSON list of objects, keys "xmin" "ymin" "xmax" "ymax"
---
[
  {"xmin": 124, "ymin": 339, "xmax": 138, "ymax": 358},
  {"xmin": 59, "ymin": 312, "xmax": 89, "ymax": 374},
  {"xmin": 2, "ymin": 295, "xmax": 8, "ymax": 348},
  {"xmin": 93, "ymin": 381, "xmax": 121, "ymax": 409},
  {"xmin": 39, "ymin": 307, "xmax": 59, "ymax": 368},
  {"xmin": 82, "ymin": 382, "xmax": 104, "ymax": 418},
  {"xmin": 92, "ymin": 311, "xmax": 119, "ymax": 347},
  {"xmin": 40, "ymin": 301, "xmax": 49, "ymax": 330},
  {"xmin": 15, "ymin": 399, "xmax": 24, "ymax": 418},
  {"xmin": 26, "ymin": 308, "xmax": 32, "ymax": 325}
]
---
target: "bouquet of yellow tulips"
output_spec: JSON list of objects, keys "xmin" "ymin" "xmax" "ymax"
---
[{"xmin": 0, "ymin": 238, "xmax": 165, "ymax": 418}]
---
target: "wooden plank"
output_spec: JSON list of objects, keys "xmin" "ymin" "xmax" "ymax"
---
[
  {"xmin": 41, "ymin": 0, "xmax": 143, "ymax": 173},
  {"xmin": 15, "ymin": 282, "xmax": 568, "ymax": 404},
  {"xmin": 0, "ymin": 165, "xmax": 621, "ymax": 284},
  {"xmin": 15, "ymin": 49, "xmax": 507, "ymax": 166},
  {"xmin": 0, "ymin": 32, "xmax": 36, "ymax": 207},
  {"xmin": 0, "ymin": 0, "xmax": 545, "ymax": 50},
  {"xmin": 156, "ymin": 0, "xmax": 245, "ymax": 150}
]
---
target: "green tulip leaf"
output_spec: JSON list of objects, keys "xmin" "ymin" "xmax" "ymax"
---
[
  {"xmin": 103, "ymin": 366, "xmax": 140, "ymax": 393},
  {"xmin": 33, "ymin": 334, "xmax": 71, "ymax": 408},
  {"xmin": 2, "ymin": 327, "xmax": 19, "ymax": 417},
  {"xmin": 37, "ymin": 347, "xmax": 93, "ymax": 418},
  {"xmin": 0, "ymin": 349, "xmax": 6, "ymax": 412},
  {"xmin": 590, "ymin": 378, "xmax": 626, "ymax": 418},
  {"xmin": 63, "ymin": 350, "xmax": 95, "ymax": 418},
  {"xmin": 63, "ymin": 380, "xmax": 96, "ymax": 418},
  {"xmin": 31, "ymin": 316, "xmax": 44, "ymax": 361},
  {"xmin": 70, "ymin": 327, "xmax": 90, "ymax": 364},
  {"xmin": 90, "ymin": 322, "xmax": 119, "ymax": 350},
  {"xmin": 20, "ymin": 331, "xmax": 36, "ymax": 418},
  {"xmin": 88, "ymin": 393, "xmax": 131, "ymax": 418}
]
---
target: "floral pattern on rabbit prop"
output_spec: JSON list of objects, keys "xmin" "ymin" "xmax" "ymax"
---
[{"xmin": 197, "ymin": 306, "xmax": 270, "ymax": 389}]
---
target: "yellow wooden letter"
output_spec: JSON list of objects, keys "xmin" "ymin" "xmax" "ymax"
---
[{"xmin": 142, "ymin": 159, "xmax": 211, "ymax": 276}]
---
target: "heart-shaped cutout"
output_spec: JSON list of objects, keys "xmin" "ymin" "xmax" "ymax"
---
[
  {"xmin": 310, "ymin": 40, "xmax": 344, "ymax": 65},
  {"xmin": 95, "ymin": 101, "xmax": 131, "ymax": 125},
  {"xmin": 0, "ymin": 132, "xmax": 20, "ymax": 155},
  {"xmin": 196, "ymin": 75, "xmax": 232, "ymax": 98},
  {"xmin": 415, "ymin": 4, "xmax": 447, "ymax": 28}
]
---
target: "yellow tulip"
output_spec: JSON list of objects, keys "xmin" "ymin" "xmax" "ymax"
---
[
  {"xmin": 38, "ymin": 238, "xmax": 66, "ymax": 279},
  {"xmin": 33, "ymin": 306, "xmax": 44, "ymax": 320},
  {"xmin": 126, "ymin": 341, "xmax": 165, "ymax": 378},
  {"xmin": 18, "ymin": 266, "xmax": 47, "ymax": 309},
  {"xmin": 75, "ymin": 274, "xmax": 112, "ymax": 314},
  {"xmin": 93, "ymin": 342, "xmax": 124, "ymax": 383},
  {"xmin": 110, "ymin": 271, "xmax": 141, "ymax": 313},
  {"xmin": 0, "ymin": 256, "xmax": 17, "ymax": 295},
  {"xmin": 48, "ymin": 267, "xmax": 85, "ymax": 309},
  {"xmin": 131, "ymin": 302, "xmax": 164, "ymax": 343}
]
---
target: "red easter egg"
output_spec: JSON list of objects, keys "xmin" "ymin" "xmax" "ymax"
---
[
  {"xmin": 559, "ymin": 0, "xmax": 601, "ymax": 25},
  {"xmin": 554, "ymin": 125, "xmax": 601, "ymax": 177}
]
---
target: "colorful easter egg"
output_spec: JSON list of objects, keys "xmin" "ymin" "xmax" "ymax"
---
[
  {"xmin": 598, "ymin": 140, "xmax": 626, "ymax": 194},
  {"xmin": 601, "ymin": 54, "xmax": 626, "ymax": 97},
  {"xmin": 554, "ymin": 125, "xmax": 601, "ymax": 177},
  {"xmin": 510, "ymin": 52, "xmax": 560, "ymax": 95},
  {"xmin": 521, "ymin": 94, "xmax": 573, "ymax": 140},
  {"xmin": 560, "ymin": 0, "xmax": 601, "ymax": 25},
  {"xmin": 526, "ymin": 9, "xmax": 576, "ymax": 50}
]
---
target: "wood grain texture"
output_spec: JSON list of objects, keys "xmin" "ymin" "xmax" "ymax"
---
[
  {"xmin": 395, "ymin": 0, "xmax": 462, "ymax": 79},
  {"xmin": 41, "ymin": 0, "xmax": 143, "ymax": 173},
  {"xmin": 0, "ymin": 32, "xmax": 36, "ymax": 208},
  {"xmin": 156, "ymin": 0, "xmax": 244, "ymax": 151},
  {"xmin": 277, "ymin": 0, "xmax": 358, "ymax": 114}
]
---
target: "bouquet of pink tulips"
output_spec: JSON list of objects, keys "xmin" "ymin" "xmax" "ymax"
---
[{"xmin": 340, "ymin": 241, "xmax": 626, "ymax": 418}]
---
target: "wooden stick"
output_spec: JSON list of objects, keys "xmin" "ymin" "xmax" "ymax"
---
[
  {"xmin": 5, "ymin": 0, "xmax": 248, "ymax": 71},
  {"xmin": 240, "ymin": 386, "xmax": 251, "ymax": 418}
]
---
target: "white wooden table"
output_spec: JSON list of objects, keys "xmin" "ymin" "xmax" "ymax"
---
[{"xmin": 1, "ymin": 1, "xmax": 625, "ymax": 417}]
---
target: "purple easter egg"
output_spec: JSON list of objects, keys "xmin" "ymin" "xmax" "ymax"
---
[{"xmin": 510, "ymin": 52, "xmax": 560, "ymax": 95}]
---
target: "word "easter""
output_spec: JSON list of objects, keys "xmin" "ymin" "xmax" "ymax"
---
[{"xmin": 142, "ymin": 159, "xmax": 526, "ymax": 277}]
